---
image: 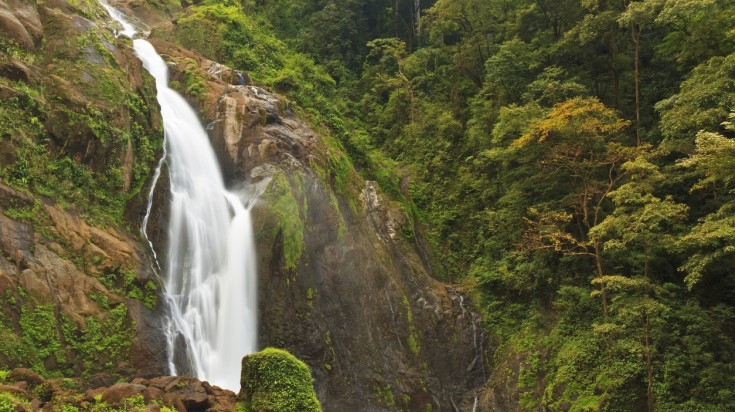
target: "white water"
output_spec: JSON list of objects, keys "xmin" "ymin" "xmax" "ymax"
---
[{"xmin": 99, "ymin": 1, "xmax": 258, "ymax": 390}]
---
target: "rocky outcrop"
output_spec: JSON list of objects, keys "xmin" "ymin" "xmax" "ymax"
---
[
  {"xmin": 147, "ymin": 40, "xmax": 490, "ymax": 411},
  {"xmin": 0, "ymin": 183, "xmax": 167, "ymax": 378},
  {"xmin": 0, "ymin": 368, "xmax": 238, "ymax": 411},
  {"xmin": 0, "ymin": 0, "xmax": 43, "ymax": 50},
  {"xmin": 0, "ymin": 0, "xmax": 167, "ymax": 380}
]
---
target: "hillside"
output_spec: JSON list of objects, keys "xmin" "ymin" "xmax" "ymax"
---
[{"xmin": 2, "ymin": 0, "xmax": 735, "ymax": 411}]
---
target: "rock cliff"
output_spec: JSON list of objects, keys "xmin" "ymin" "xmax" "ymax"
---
[{"xmin": 0, "ymin": 0, "xmax": 167, "ymax": 382}]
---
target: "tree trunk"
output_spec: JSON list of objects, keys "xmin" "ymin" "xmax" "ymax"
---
[
  {"xmin": 610, "ymin": 29, "xmax": 620, "ymax": 108},
  {"xmin": 414, "ymin": 0, "xmax": 421, "ymax": 40},
  {"xmin": 633, "ymin": 24, "xmax": 641, "ymax": 146},
  {"xmin": 644, "ymin": 313, "xmax": 654, "ymax": 412},
  {"xmin": 594, "ymin": 241, "xmax": 608, "ymax": 316},
  {"xmin": 394, "ymin": 0, "xmax": 399, "ymax": 38}
]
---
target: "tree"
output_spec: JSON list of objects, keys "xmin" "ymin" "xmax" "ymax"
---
[
  {"xmin": 677, "ymin": 116, "xmax": 735, "ymax": 291},
  {"xmin": 589, "ymin": 156, "xmax": 687, "ymax": 410},
  {"xmin": 656, "ymin": 53, "xmax": 735, "ymax": 152},
  {"xmin": 678, "ymin": 129, "xmax": 735, "ymax": 199},
  {"xmin": 618, "ymin": 0, "xmax": 665, "ymax": 145},
  {"xmin": 590, "ymin": 156, "xmax": 688, "ymax": 278},
  {"xmin": 423, "ymin": 0, "xmax": 498, "ymax": 86},
  {"xmin": 515, "ymin": 98, "xmax": 634, "ymax": 314}
]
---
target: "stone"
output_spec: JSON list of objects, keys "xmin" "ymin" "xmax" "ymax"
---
[
  {"xmin": 164, "ymin": 378, "xmax": 209, "ymax": 410},
  {"xmin": 143, "ymin": 386, "xmax": 163, "ymax": 402},
  {"xmin": 83, "ymin": 387, "xmax": 106, "ymax": 403},
  {"xmin": 101, "ymin": 383, "xmax": 147, "ymax": 405},
  {"xmin": 146, "ymin": 376, "xmax": 178, "ymax": 390},
  {"xmin": 161, "ymin": 393, "xmax": 186, "ymax": 412},
  {"xmin": 0, "ymin": 1, "xmax": 38, "ymax": 50},
  {"xmin": 0, "ymin": 57, "xmax": 34, "ymax": 83},
  {"xmin": 7, "ymin": 368, "xmax": 45, "ymax": 386},
  {"xmin": 85, "ymin": 372, "xmax": 117, "ymax": 389},
  {"xmin": 0, "ymin": 384, "xmax": 29, "ymax": 397}
]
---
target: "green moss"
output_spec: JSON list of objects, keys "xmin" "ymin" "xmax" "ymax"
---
[
  {"xmin": 402, "ymin": 296, "xmax": 421, "ymax": 356},
  {"xmin": 374, "ymin": 384, "xmax": 395, "ymax": 407},
  {"xmin": 239, "ymin": 347, "xmax": 321, "ymax": 412},
  {"xmin": 328, "ymin": 191, "xmax": 347, "ymax": 238},
  {"xmin": 0, "ymin": 299, "xmax": 133, "ymax": 377},
  {"xmin": 264, "ymin": 172, "xmax": 305, "ymax": 271},
  {"xmin": 2, "ymin": 198, "xmax": 46, "ymax": 227},
  {"xmin": 19, "ymin": 304, "xmax": 66, "ymax": 374},
  {"xmin": 325, "ymin": 138, "xmax": 362, "ymax": 215},
  {"xmin": 166, "ymin": 57, "xmax": 208, "ymax": 99},
  {"xmin": 306, "ymin": 288, "xmax": 315, "ymax": 310},
  {"xmin": 99, "ymin": 268, "xmax": 158, "ymax": 309},
  {"xmin": 62, "ymin": 304, "xmax": 133, "ymax": 374},
  {"xmin": 0, "ymin": 85, "xmax": 160, "ymax": 226}
]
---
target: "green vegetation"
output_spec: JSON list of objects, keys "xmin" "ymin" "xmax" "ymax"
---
[
  {"xmin": 169, "ymin": 0, "xmax": 735, "ymax": 410},
  {"xmin": 374, "ymin": 384, "xmax": 395, "ymax": 408},
  {"xmin": 100, "ymin": 268, "xmax": 158, "ymax": 309},
  {"xmin": 239, "ymin": 347, "xmax": 322, "ymax": 412},
  {"xmin": 401, "ymin": 296, "xmax": 420, "ymax": 356},
  {"xmin": 0, "ymin": 392, "xmax": 30, "ymax": 412},
  {"xmin": 0, "ymin": 302, "xmax": 133, "ymax": 378},
  {"xmin": 262, "ymin": 172, "xmax": 306, "ymax": 270},
  {"xmin": 0, "ymin": 7, "xmax": 161, "ymax": 226},
  {"xmin": 1, "ymin": 0, "xmax": 734, "ymax": 409}
]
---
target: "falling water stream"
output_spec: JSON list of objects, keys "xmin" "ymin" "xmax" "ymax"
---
[{"xmin": 99, "ymin": 1, "xmax": 258, "ymax": 391}]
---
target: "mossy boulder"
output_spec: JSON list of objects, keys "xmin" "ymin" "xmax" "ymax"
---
[{"xmin": 238, "ymin": 348, "xmax": 321, "ymax": 412}]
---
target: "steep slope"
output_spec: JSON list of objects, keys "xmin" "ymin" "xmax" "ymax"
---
[{"xmin": 0, "ymin": 0, "xmax": 168, "ymax": 381}]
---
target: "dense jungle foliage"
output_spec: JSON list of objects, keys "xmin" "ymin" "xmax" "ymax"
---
[
  {"xmin": 2, "ymin": 0, "xmax": 734, "ymax": 409},
  {"xmin": 178, "ymin": 0, "xmax": 735, "ymax": 410}
]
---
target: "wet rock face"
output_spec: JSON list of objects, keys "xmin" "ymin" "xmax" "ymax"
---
[{"xmin": 152, "ymin": 41, "xmax": 489, "ymax": 410}]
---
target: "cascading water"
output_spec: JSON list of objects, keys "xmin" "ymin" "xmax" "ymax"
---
[{"xmin": 99, "ymin": 1, "xmax": 258, "ymax": 391}]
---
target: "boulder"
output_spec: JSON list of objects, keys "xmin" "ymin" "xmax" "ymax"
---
[
  {"xmin": 0, "ymin": 0, "xmax": 42, "ymax": 50},
  {"xmin": 7, "ymin": 368, "xmax": 45, "ymax": 386},
  {"xmin": 164, "ymin": 378, "xmax": 209, "ymax": 410},
  {"xmin": 239, "ymin": 348, "xmax": 321, "ymax": 412},
  {"xmin": 101, "ymin": 383, "xmax": 147, "ymax": 404}
]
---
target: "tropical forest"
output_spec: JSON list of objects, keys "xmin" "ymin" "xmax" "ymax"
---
[{"xmin": 0, "ymin": 0, "xmax": 734, "ymax": 411}]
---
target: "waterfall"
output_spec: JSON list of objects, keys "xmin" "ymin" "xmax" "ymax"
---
[{"xmin": 99, "ymin": 1, "xmax": 258, "ymax": 391}]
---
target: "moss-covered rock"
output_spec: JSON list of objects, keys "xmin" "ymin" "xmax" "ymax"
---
[
  {"xmin": 0, "ymin": 0, "xmax": 163, "ymax": 226},
  {"xmin": 261, "ymin": 172, "xmax": 306, "ymax": 271},
  {"xmin": 239, "ymin": 348, "xmax": 321, "ymax": 412}
]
